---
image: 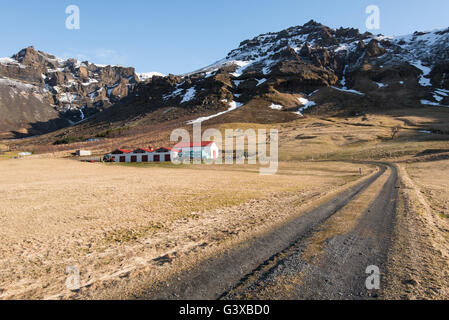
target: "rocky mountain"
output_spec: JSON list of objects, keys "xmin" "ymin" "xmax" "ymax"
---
[
  {"xmin": 69, "ymin": 20, "xmax": 449, "ymax": 134},
  {"xmin": 165, "ymin": 19, "xmax": 449, "ymax": 115},
  {"xmin": 0, "ymin": 46, "xmax": 144, "ymax": 136},
  {"xmin": 1, "ymin": 21, "xmax": 449, "ymax": 139}
]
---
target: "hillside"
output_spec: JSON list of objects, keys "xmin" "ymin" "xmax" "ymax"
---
[{"xmin": 1, "ymin": 20, "xmax": 449, "ymax": 144}]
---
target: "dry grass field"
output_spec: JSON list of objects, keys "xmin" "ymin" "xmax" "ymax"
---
[
  {"xmin": 383, "ymin": 161, "xmax": 449, "ymax": 299},
  {"xmin": 1, "ymin": 107, "xmax": 449, "ymax": 299},
  {"xmin": 5, "ymin": 106, "xmax": 449, "ymax": 162},
  {"xmin": 405, "ymin": 160, "xmax": 449, "ymax": 220},
  {"xmin": 0, "ymin": 158, "xmax": 373, "ymax": 299}
]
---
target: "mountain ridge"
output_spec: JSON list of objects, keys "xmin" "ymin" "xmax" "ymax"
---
[
  {"xmin": 1, "ymin": 20, "xmax": 449, "ymax": 140},
  {"xmin": 0, "ymin": 46, "xmax": 165, "ymax": 137}
]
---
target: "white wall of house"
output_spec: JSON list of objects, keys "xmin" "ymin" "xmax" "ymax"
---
[{"xmin": 178, "ymin": 143, "xmax": 219, "ymax": 160}]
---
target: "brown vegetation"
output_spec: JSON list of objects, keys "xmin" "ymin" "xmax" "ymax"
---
[{"xmin": 0, "ymin": 158, "xmax": 371, "ymax": 299}]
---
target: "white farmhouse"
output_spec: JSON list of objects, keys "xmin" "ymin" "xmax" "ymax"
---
[{"xmin": 173, "ymin": 141, "xmax": 219, "ymax": 160}]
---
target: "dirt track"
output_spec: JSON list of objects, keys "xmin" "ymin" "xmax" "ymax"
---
[{"xmin": 140, "ymin": 163, "xmax": 399, "ymax": 300}]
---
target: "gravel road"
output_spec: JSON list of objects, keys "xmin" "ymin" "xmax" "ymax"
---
[{"xmin": 141, "ymin": 163, "xmax": 398, "ymax": 300}]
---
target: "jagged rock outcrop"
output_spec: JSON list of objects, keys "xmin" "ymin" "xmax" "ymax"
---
[
  {"xmin": 365, "ymin": 40, "xmax": 386, "ymax": 57},
  {"xmin": 0, "ymin": 46, "xmax": 141, "ymax": 135}
]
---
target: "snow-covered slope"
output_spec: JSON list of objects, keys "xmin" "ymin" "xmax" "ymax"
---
[{"xmin": 189, "ymin": 23, "xmax": 449, "ymax": 89}]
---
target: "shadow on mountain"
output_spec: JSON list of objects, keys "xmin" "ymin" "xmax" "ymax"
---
[{"xmin": 9, "ymin": 118, "xmax": 71, "ymax": 139}]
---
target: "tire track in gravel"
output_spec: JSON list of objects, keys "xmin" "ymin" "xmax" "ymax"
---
[
  {"xmin": 221, "ymin": 163, "xmax": 398, "ymax": 300},
  {"xmin": 139, "ymin": 163, "xmax": 390, "ymax": 300}
]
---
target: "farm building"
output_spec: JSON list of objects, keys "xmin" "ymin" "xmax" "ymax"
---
[
  {"xmin": 130, "ymin": 147, "xmax": 155, "ymax": 163},
  {"xmin": 151, "ymin": 147, "xmax": 180, "ymax": 162},
  {"xmin": 76, "ymin": 150, "xmax": 92, "ymax": 156},
  {"xmin": 104, "ymin": 147, "xmax": 180, "ymax": 163},
  {"xmin": 105, "ymin": 149, "xmax": 132, "ymax": 162},
  {"xmin": 174, "ymin": 141, "xmax": 219, "ymax": 160}
]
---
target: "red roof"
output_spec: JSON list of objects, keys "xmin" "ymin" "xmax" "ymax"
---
[
  {"xmin": 133, "ymin": 148, "xmax": 154, "ymax": 153},
  {"xmin": 174, "ymin": 141, "xmax": 215, "ymax": 148}
]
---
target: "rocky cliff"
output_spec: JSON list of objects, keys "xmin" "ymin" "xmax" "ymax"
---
[{"xmin": 0, "ymin": 46, "xmax": 140, "ymax": 136}]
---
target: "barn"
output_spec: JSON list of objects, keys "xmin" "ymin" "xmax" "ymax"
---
[
  {"xmin": 131, "ymin": 147, "xmax": 155, "ymax": 163},
  {"xmin": 106, "ymin": 149, "xmax": 132, "ymax": 162},
  {"xmin": 173, "ymin": 141, "xmax": 219, "ymax": 160},
  {"xmin": 104, "ymin": 146, "xmax": 180, "ymax": 163},
  {"xmin": 151, "ymin": 147, "xmax": 180, "ymax": 162}
]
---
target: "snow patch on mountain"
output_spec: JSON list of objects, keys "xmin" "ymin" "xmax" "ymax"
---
[
  {"xmin": 137, "ymin": 72, "xmax": 166, "ymax": 81},
  {"xmin": 331, "ymin": 86, "xmax": 365, "ymax": 95},
  {"xmin": 411, "ymin": 61, "xmax": 432, "ymax": 86},
  {"xmin": 106, "ymin": 84, "xmax": 119, "ymax": 97},
  {"xmin": 435, "ymin": 88, "xmax": 449, "ymax": 97},
  {"xmin": 394, "ymin": 28, "xmax": 449, "ymax": 64},
  {"xmin": 375, "ymin": 82, "xmax": 387, "ymax": 88},
  {"xmin": 181, "ymin": 87, "xmax": 196, "ymax": 103},
  {"xmin": 0, "ymin": 77, "xmax": 44, "ymax": 92},
  {"xmin": 297, "ymin": 97, "xmax": 316, "ymax": 116},
  {"xmin": 269, "ymin": 103, "xmax": 283, "ymax": 110},
  {"xmin": 58, "ymin": 93, "xmax": 81, "ymax": 104},
  {"xmin": 256, "ymin": 78, "xmax": 267, "ymax": 86},
  {"xmin": 79, "ymin": 107, "xmax": 85, "ymax": 120},
  {"xmin": 82, "ymin": 78, "xmax": 99, "ymax": 86},
  {"xmin": 421, "ymin": 99, "xmax": 447, "ymax": 107},
  {"xmin": 0, "ymin": 57, "xmax": 26, "ymax": 68},
  {"xmin": 187, "ymin": 100, "xmax": 244, "ymax": 124},
  {"xmin": 231, "ymin": 61, "xmax": 251, "ymax": 77}
]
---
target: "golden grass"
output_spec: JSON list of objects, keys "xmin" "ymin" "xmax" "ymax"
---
[
  {"xmin": 2, "ymin": 106, "xmax": 449, "ymax": 298},
  {"xmin": 405, "ymin": 160, "xmax": 449, "ymax": 219},
  {"xmin": 382, "ymin": 163, "xmax": 449, "ymax": 299},
  {"xmin": 8, "ymin": 106, "xmax": 449, "ymax": 167},
  {"xmin": 0, "ymin": 151, "xmax": 19, "ymax": 160},
  {"xmin": 0, "ymin": 158, "xmax": 372, "ymax": 299},
  {"xmin": 198, "ymin": 109, "xmax": 449, "ymax": 163}
]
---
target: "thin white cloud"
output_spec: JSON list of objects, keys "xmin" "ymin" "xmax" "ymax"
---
[{"xmin": 60, "ymin": 48, "xmax": 128, "ymax": 66}]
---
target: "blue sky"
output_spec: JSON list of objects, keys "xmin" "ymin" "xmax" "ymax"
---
[{"xmin": 0, "ymin": 0, "xmax": 448, "ymax": 74}]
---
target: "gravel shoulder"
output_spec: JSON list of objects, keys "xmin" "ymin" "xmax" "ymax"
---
[
  {"xmin": 383, "ymin": 163, "xmax": 449, "ymax": 299},
  {"xmin": 220, "ymin": 164, "xmax": 397, "ymax": 300}
]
